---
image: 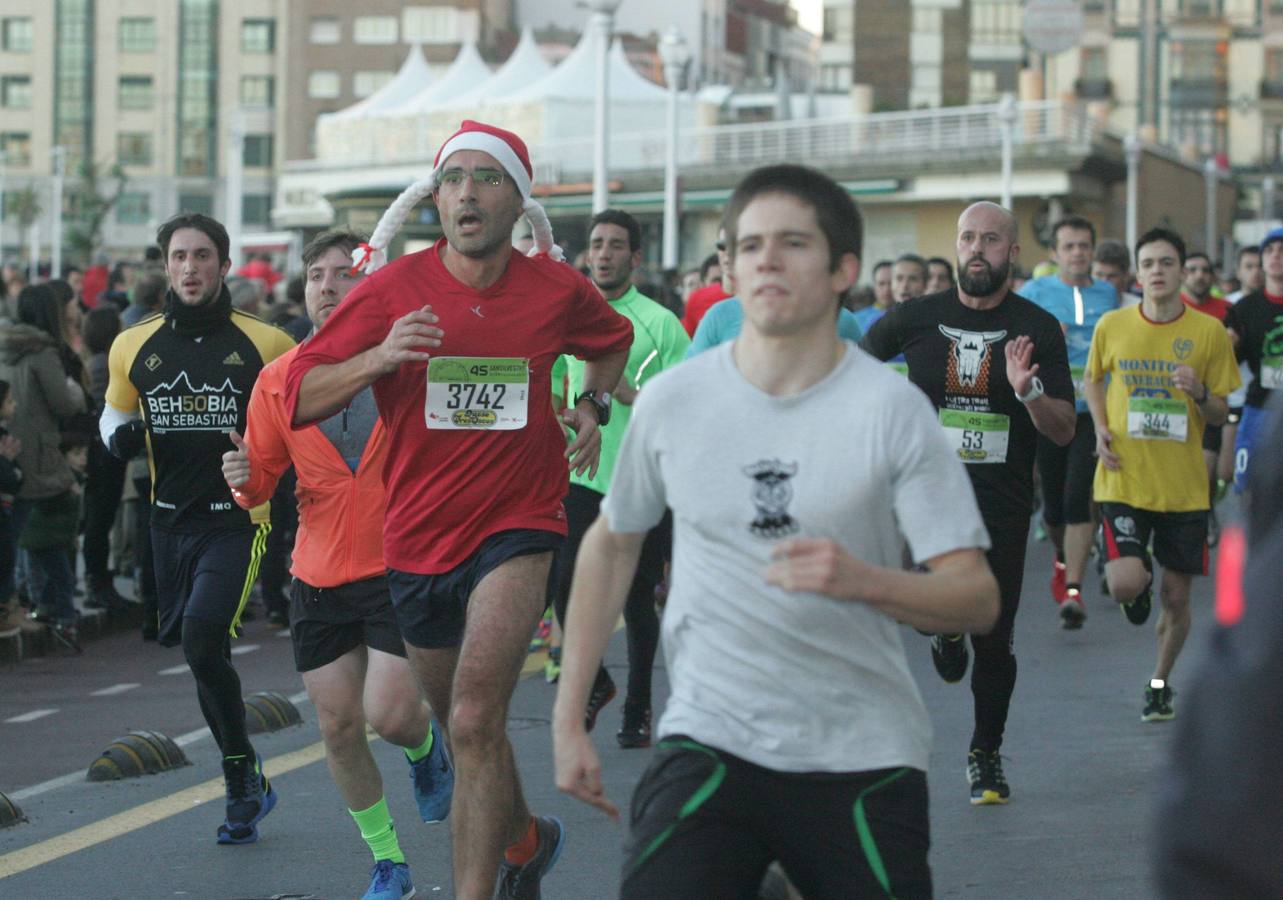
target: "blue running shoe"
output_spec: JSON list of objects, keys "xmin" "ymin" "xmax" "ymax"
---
[
  {"xmin": 362, "ymin": 860, "xmax": 416, "ymax": 900},
  {"xmin": 407, "ymin": 720, "xmax": 453, "ymax": 823},
  {"xmin": 494, "ymin": 815, "xmax": 566, "ymax": 899},
  {"xmin": 217, "ymin": 753, "xmax": 277, "ymax": 844}
]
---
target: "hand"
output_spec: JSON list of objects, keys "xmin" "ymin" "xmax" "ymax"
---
[
  {"xmin": 1004, "ymin": 336, "xmax": 1040, "ymax": 397},
  {"xmin": 561, "ymin": 405, "xmax": 603, "ymax": 478},
  {"xmin": 108, "ymin": 419, "xmax": 147, "ymax": 461},
  {"xmin": 0, "ymin": 435, "xmax": 20, "ymax": 460},
  {"xmin": 221, "ymin": 430, "xmax": 251, "ymax": 488},
  {"xmin": 1094, "ymin": 424, "xmax": 1120, "ymax": 471},
  {"xmin": 1171, "ymin": 364, "xmax": 1204, "ymax": 402},
  {"xmin": 553, "ymin": 721, "xmax": 619, "ymax": 820},
  {"xmin": 764, "ymin": 538, "xmax": 865, "ymax": 600},
  {"xmin": 373, "ymin": 306, "xmax": 442, "ymax": 375}
]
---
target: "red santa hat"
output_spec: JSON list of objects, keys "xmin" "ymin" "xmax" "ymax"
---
[{"xmin": 351, "ymin": 120, "xmax": 561, "ymax": 274}]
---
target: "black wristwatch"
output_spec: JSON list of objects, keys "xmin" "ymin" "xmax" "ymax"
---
[{"xmin": 575, "ymin": 390, "xmax": 612, "ymax": 427}]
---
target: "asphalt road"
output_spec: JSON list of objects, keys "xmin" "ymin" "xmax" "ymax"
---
[{"xmin": 0, "ymin": 514, "xmax": 1231, "ymax": 899}]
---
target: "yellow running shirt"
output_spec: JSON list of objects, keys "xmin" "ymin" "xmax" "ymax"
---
[{"xmin": 1086, "ymin": 304, "xmax": 1240, "ymax": 512}]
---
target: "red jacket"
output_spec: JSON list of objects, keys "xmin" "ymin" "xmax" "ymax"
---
[
  {"xmin": 232, "ymin": 344, "xmax": 388, "ymax": 587},
  {"xmin": 681, "ymin": 283, "xmax": 730, "ymax": 336}
]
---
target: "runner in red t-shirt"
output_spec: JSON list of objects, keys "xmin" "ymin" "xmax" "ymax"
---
[
  {"xmin": 286, "ymin": 121, "xmax": 631, "ymax": 899},
  {"xmin": 680, "ymin": 229, "xmax": 732, "ymax": 335},
  {"xmin": 1181, "ymin": 251, "xmax": 1234, "ymax": 535}
]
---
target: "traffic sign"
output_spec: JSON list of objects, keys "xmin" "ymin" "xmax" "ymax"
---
[{"xmin": 1023, "ymin": 0, "xmax": 1085, "ymax": 55}]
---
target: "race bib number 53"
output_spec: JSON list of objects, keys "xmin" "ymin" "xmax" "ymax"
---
[
  {"xmin": 426, "ymin": 357, "xmax": 529, "ymax": 430},
  {"xmin": 939, "ymin": 409, "xmax": 1010, "ymax": 464}
]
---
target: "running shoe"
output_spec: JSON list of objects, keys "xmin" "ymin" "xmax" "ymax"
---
[
  {"xmin": 494, "ymin": 815, "xmax": 566, "ymax": 900},
  {"xmin": 1059, "ymin": 588, "xmax": 1086, "ymax": 630},
  {"xmin": 543, "ymin": 646, "xmax": 561, "ymax": 684},
  {"xmin": 584, "ymin": 670, "xmax": 617, "ymax": 733},
  {"xmin": 50, "ymin": 621, "xmax": 83, "ymax": 654},
  {"xmin": 528, "ymin": 609, "xmax": 552, "ymax": 652},
  {"xmin": 1050, "ymin": 560, "xmax": 1068, "ymax": 604},
  {"xmin": 218, "ymin": 753, "xmax": 277, "ymax": 844},
  {"xmin": 407, "ymin": 719, "xmax": 453, "ymax": 823},
  {"xmin": 362, "ymin": 860, "xmax": 416, "ymax": 900},
  {"xmin": 966, "ymin": 749, "xmax": 1010, "ymax": 805},
  {"xmin": 930, "ymin": 634, "xmax": 969, "ymax": 683},
  {"xmin": 616, "ymin": 700, "xmax": 652, "ymax": 750},
  {"xmin": 1120, "ymin": 580, "xmax": 1152, "ymax": 626},
  {"xmin": 1141, "ymin": 680, "xmax": 1175, "ymax": 723}
]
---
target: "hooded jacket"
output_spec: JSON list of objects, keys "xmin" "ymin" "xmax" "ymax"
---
[{"xmin": 0, "ymin": 324, "xmax": 87, "ymax": 500}]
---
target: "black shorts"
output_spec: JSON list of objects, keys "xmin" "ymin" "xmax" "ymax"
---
[
  {"xmin": 622, "ymin": 737, "xmax": 931, "ymax": 900},
  {"xmin": 387, "ymin": 528, "xmax": 563, "ymax": 649},
  {"xmin": 290, "ymin": 575, "xmax": 406, "ymax": 673},
  {"xmin": 1036, "ymin": 413, "xmax": 1097, "ymax": 526},
  {"xmin": 1100, "ymin": 502, "xmax": 1208, "ymax": 576},
  {"xmin": 151, "ymin": 523, "xmax": 270, "ymax": 648},
  {"xmin": 1202, "ymin": 422, "xmax": 1223, "ymax": 453}
]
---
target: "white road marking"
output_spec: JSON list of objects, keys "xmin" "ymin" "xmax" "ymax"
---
[
  {"xmin": 90, "ymin": 683, "xmax": 140, "ymax": 697},
  {"xmin": 276, "ymin": 628, "xmax": 291, "ymax": 638},
  {"xmin": 230, "ymin": 644, "xmax": 260, "ymax": 656},
  {"xmin": 158, "ymin": 664, "xmax": 189, "ymax": 676},
  {"xmin": 5, "ymin": 709, "xmax": 58, "ymax": 724}
]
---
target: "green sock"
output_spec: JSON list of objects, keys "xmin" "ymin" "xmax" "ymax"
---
[
  {"xmin": 404, "ymin": 724, "xmax": 434, "ymax": 763},
  {"xmin": 350, "ymin": 796, "xmax": 404, "ymax": 864}
]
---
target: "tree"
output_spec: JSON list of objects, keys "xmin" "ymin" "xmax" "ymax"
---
[
  {"xmin": 65, "ymin": 158, "xmax": 128, "ymax": 267},
  {"xmin": 8, "ymin": 185, "xmax": 40, "ymax": 231}
]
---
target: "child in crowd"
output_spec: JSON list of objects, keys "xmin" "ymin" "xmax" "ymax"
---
[
  {"xmin": 0, "ymin": 380, "xmax": 28, "ymax": 634},
  {"xmin": 22, "ymin": 432, "xmax": 90, "ymax": 652}
]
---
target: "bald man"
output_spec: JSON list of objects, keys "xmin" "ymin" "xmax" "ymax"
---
[{"xmin": 862, "ymin": 201, "xmax": 1075, "ymax": 806}]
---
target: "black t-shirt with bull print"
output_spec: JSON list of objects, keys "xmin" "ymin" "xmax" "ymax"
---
[{"xmin": 860, "ymin": 287, "xmax": 1073, "ymax": 521}]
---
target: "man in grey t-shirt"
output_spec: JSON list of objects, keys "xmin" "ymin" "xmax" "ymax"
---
[{"xmin": 552, "ymin": 164, "xmax": 999, "ymax": 899}]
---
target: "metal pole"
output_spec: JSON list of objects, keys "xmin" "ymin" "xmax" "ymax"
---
[
  {"xmin": 226, "ymin": 109, "xmax": 245, "ymax": 271},
  {"xmin": 1263, "ymin": 176, "xmax": 1277, "ymax": 223},
  {"xmin": 0, "ymin": 151, "xmax": 7, "ymax": 258},
  {"xmin": 1125, "ymin": 134, "xmax": 1140, "ymax": 254},
  {"xmin": 998, "ymin": 94, "xmax": 1016, "ymax": 210},
  {"xmin": 51, "ymin": 146, "xmax": 65, "ymax": 278},
  {"xmin": 1203, "ymin": 157, "xmax": 1217, "ymax": 257},
  {"xmin": 661, "ymin": 51, "xmax": 685, "ymax": 271},
  {"xmin": 592, "ymin": 11, "xmax": 613, "ymax": 213}
]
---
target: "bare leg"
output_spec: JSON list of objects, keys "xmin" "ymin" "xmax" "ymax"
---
[
  {"xmin": 1104, "ymin": 557, "xmax": 1149, "ymax": 605},
  {"xmin": 1153, "ymin": 571, "xmax": 1193, "ymax": 682},
  {"xmin": 303, "ymin": 647, "xmax": 383, "ymax": 812},
  {"xmin": 1063, "ymin": 521, "xmax": 1096, "ymax": 586},
  {"xmin": 363, "ymin": 648, "xmax": 431, "ymax": 749}
]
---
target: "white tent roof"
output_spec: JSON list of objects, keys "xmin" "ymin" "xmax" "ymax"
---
[
  {"xmin": 387, "ymin": 41, "xmax": 493, "ymax": 114},
  {"xmin": 443, "ymin": 28, "xmax": 552, "ymax": 109},
  {"xmin": 506, "ymin": 30, "xmax": 666, "ymax": 104},
  {"xmin": 324, "ymin": 44, "xmax": 433, "ymax": 120}
]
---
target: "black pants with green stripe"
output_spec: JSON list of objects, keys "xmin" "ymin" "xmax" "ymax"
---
[{"xmin": 623, "ymin": 737, "xmax": 931, "ymax": 899}]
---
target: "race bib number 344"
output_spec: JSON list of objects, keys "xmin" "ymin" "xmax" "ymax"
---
[
  {"xmin": 426, "ymin": 357, "xmax": 529, "ymax": 430},
  {"xmin": 1126, "ymin": 396, "xmax": 1188, "ymax": 442},
  {"xmin": 939, "ymin": 409, "xmax": 1010, "ymax": 464}
]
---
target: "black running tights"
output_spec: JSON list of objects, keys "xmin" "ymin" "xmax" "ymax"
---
[
  {"xmin": 182, "ymin": 616, "xmax": 253, "ymax": 759},
  {"xmin": 969, "ymin": 516, "xmax": 1030, "ymax": 753}
]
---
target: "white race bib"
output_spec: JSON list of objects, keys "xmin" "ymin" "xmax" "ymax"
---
[
  {"xmin": 1070, "ymin": 364, "xmax": 1085, "ymax": 402},
  {"xmin": 1126, "ymin": 397, "xmax": 1188, "ymax": 442},
  {"xmin": 425, "ymin": 357, "xmax": 529, "ymax": 430},
  {"xmin": 1261, "ymin": 355, "xmax": 1283, "ymax": 390},
  {"xmin": 939, "ymin": 409, "xmax": 1010, "ymax": 464}
]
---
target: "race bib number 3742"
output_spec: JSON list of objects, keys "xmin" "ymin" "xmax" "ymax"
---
[{"xmin": 425, "ymin": 357, "xmax": 529, "ymax": 430}]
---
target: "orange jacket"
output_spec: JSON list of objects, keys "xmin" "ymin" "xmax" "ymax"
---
[{"xmin": 232, "ymin": 344, "xmax": 388, "ymax": 587}]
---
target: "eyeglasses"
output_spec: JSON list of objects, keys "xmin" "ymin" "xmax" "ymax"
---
[
  {"xmin": 438, "ymin": 167, "xmax": 505, "ymax": 189},
  {"xmin": 715, "ymin": 241, "xmax": 727, "ymax": 252}
]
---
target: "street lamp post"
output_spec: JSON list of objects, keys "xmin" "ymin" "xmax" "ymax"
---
[
  {"xmin": 1203, "ymin": 156, "xmax": 1217, "ymax": 258},
  {"xmin": 659, "ymin": 27, "xmax": 690, "ymax": 272},
  {"xmin": 0, "ymin": 150, "xmax": 7, "ymax": 258},
  {"xmin": 997, "ymin": 93, "xmax": 1017, "ymax": 210},
  {"xmin": 1263, "ymin": 175, "xmax": 1276, "ymax": 224},
  {"xmin": 51, "ymin": 146, "xmax": 66, "ymax": 278},
  {"xmin": 587, "ymin": 0, "xmax": 622, "ymax": 213},
  {"xmin": 1125, "ymin": 134, "xmax": 1140, "ymax": 253}
]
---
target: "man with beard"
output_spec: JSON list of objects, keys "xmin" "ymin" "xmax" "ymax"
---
[
  {"xmin": 101, "ymin": 213, "xmax": 295, "ymax": 843},
  {"xmin": 862, "ymin": 201, "xmax": 1075, "ymax": 805},
  {"xmin": 550, "ymin": 209, "xmax": 689, "ymax": 748},
  {"xmin": 285, "ymin": 121, "xmax": 632, "ymax": 898}
]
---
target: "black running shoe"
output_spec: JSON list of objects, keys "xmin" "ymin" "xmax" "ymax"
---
[
  {"xmin": 1059, "ymin": 588, "xmax": 1086, "ymax": 630},
  {"xmin": 584, "ymin": 669, "xmax": 617, "ymax": 733},
  {"xmin": 1141, "ymin": 681, "xmax": 1175, "ymax": 722},
  {"xmin": 966, "ymin": 749, "xmax": 1010, "ymax": 805},
  {"xmin": 494, "ymin": 815, "xmax": 565, "ymax": 899},
  {"xmin": 1120, "ymin": 581, "xmax": 1152, "ymax": 626},
  {"xmin": 930, "ymin": 634, "xmax": 968, "ymax": 683},
  {"xmin": 218, "ymin": 753, "xmax": 277, "ymax": 844},
  {"xmin": 616, "ymin": 700, "xmax": 652, "ymax": 750}
]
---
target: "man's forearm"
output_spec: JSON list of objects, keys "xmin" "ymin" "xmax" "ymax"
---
[
  {"xmin": 579, "ymin": 349, "xmax": 629, "ymax": 400},
  {"xmin": 1197, "ymin": 393, "xmax": 1229, "ymax": 427},
  {"xmin": 861, "ymin": 550, "xmax": 999, "ymax": 634},
  {"xmin": 552, "ymin": 519, "xmax": 645, "ymax": 730},
  {"xmin": 1026, "ymin": 396, "xmax": 1076, "ymax": 446},
  {"xmin": 293, "ymin": 350, "xmax": 383, "ymax": 426}
]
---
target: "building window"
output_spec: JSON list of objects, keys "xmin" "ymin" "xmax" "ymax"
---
[
  {"xmin": 0, "ymin": 132, "xmax": 31, "ymax": 166},
  {"xmin": 354, "ymin": 15, "xmax": 398, "ymax": 45},
  {"xmin": 243, "ymin": 134, "xmax": 273, "ymax": 167},
  {"xmin": 403, "ymin": 6, "xmax": 458, "ymax": 43},
  {"xmin": 243, "ymin": 194, "xmax": 272, "ymax": 225},
  {"xmin": 1171, "ymin": 39, "xmax": 1224, "ymax": 82},
  {"xmin": 1, "ymin": 76, "xmax": 32, "ymax": 109},
  {"xmin": 119, "ymin": 17, "xmax": 155, "ymax": 52},
  {"xmin": 177, "ymin": 0, "xmax": 218, "ymax": 178},
  {"xmin": 308, "ymin": 70, "xmax": 342, "ymax": 99},
  {"xmin": 1266, "ymin": 48, "xmax": 1283, "ymax": 84},
  {"xmin": 241, "ymin": 75, "xmax": 275, "ymax": 108},
  {"xmin": 118, "ymin": 75, "xmax": 154, "ymax": 110},
  {"xmin": 178, "ymin": 192, "xmax": 214, "ymax": 216},
  {"xmin": 310, "ymin": 16, "xmax": 340, "ymax": 44},
  {"xmin": 821, "ymin": 7, "xmax": 853, "ymax": 43},
  {"xmin": 116, "ymin": 192, "xmax": 151, "ymax": 225},
  {"xmin": 241, "ymin": 18, "xmax": 275, "ymax": 53},
  {"xmin": 117, "ymin": 132, "xmax": 153, "ymax": 166},
  {"xmin": 354, "ymin": 70, "xmax": 395, "ymax": 98},
  {"xmin": 970, "ymin": 69, "xmax": 999, "ymax": 103},
  {"xmin": 971, "ymin": 0, "xmax": 1023, "ymax": 45},
  {"xmin": 2, "ymin": 17, "xmax": 34, "ymax": 52}
]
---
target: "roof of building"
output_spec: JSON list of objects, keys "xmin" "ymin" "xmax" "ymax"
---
[
  {"xmin": 385, "ymin": 41, "xmax": 494, "ymax": 115},
  {"xmin": 323, "ymin": 44, "xmax": 434, "ymax": 120},
  {"xmin": 443, "ymin": 28, "xmax": 552, "ymax": 109}
]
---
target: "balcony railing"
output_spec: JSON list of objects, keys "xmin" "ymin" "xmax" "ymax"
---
[{"xmin": 1075, "ymin": 78, "xmax": 1114, "ymax": 101}]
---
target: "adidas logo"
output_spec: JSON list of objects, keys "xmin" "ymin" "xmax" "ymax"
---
[{"xmin": 223, "ymin": 351, "xmax": 244, "ymax": 366}]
